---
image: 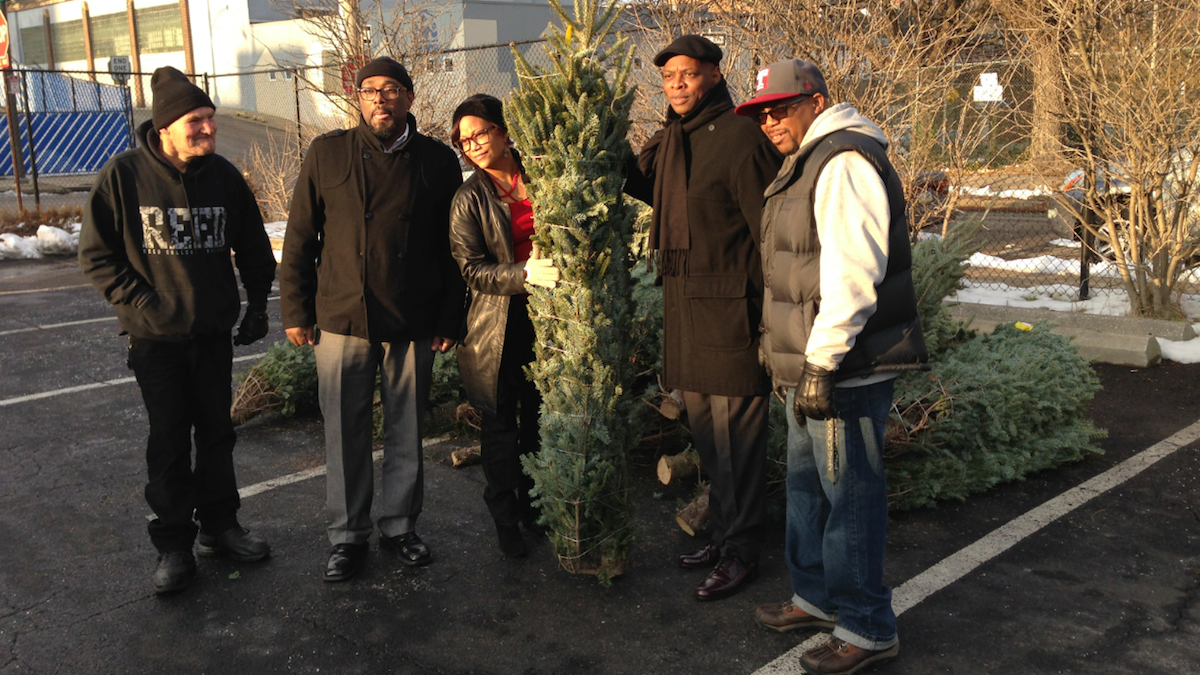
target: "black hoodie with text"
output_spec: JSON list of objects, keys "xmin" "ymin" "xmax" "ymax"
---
[{"xmin": 79, "ymin": 120, "xmax": 276, "ymax": 340}]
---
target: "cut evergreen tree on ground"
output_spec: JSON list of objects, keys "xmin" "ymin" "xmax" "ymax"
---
[{"xmin": 506, "ymin": 0, "xmax": 639, "ymax": 584}]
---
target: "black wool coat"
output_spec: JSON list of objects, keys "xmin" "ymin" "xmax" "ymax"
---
[
  {"xmin": 280, "ymin": 115, "xmax": 466, "ymax": 342},
  {"xmin": 627, "ymin": 107, "xmax": 783, "ymax": 397}
]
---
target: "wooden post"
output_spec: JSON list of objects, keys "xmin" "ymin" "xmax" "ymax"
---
[
  {"xmin": 178, "ymin": 0, "xmax": 195, "ymax": 76},
  {"xmin": 42, "ymin": 10, "xmax": 55, "ymax": 70},
  {"xmin": 126, "ymin": 0, "xmax": 143, "ymax": 107},
  {"xmin": 81, "ymin": 2, "xmax": 96, "ymax": 80}
]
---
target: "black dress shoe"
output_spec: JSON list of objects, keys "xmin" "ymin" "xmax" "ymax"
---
[
  {"xmin": 324, "ymin": 543, "xmax": 368, "ymax": 582},
  {"xmin": 381, "ymin": 531, "xmax": 432, "ymax": 567},
  {"xmin": 694, "ymin": 556, "xmax": 757, "ymax": 601},
  {"xmin": 678, "ymin": 542, "xmax": 720, "ymax": 569}
]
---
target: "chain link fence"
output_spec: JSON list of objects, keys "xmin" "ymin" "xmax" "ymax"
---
[{"xmin": 2, "ymin": 39, "xmax": 1194, "ymax": 298}]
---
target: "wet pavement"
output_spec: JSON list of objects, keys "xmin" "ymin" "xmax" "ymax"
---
[{"xmin": 1, "ymin": 257, "xmax": 1197, "ymax": 674}]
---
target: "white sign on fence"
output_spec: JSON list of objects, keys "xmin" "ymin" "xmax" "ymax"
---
[{"xmin": 973, "ymin": 72, "xmax": 1003, "ymax": 103}]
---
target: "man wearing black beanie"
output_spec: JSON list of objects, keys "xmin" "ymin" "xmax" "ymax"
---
[
  {"xmin": 79, "ymin": 65, "xmax": 277, "ymax": 595},
  {"xmin": 280, "ymin": 56, "xmax": 466, "ymax": 582}
]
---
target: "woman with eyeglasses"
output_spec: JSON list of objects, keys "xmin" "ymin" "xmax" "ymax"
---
[{"xmin": 447, "ymin": 94, "xmax": 559, "ymax": 558}]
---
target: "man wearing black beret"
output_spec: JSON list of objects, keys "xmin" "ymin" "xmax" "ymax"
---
[
  {"xmin": 79, "ymin": 66, "xmax": 277, "ymax": 595},
  {"xmin": 626, "ymin": 35, "xmax": 783, "ymax": 601},
  {"xmin": 280, "ymin": 56, "xmax": 466, "ymax": 582}
]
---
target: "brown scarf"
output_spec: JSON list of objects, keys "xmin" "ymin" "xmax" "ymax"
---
[{"xmin": 637, "ymin": 80, "xmax": 734, "ymax": 276}]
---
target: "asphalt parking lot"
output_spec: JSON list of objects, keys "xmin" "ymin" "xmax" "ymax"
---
[{"xmin": 1, "ymin": 256, "xmax": 1198, "ymax": 675}]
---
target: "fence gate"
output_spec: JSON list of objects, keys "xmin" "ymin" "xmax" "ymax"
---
[{"xmin": 0, "ymin": 69, "xmax": 133, "ymax": 178}]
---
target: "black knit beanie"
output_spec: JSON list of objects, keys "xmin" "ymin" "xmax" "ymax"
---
[
  {"xmin": 354, "ymin": 57, "xmax": 414, "ymax": 91},
  {"xmin": 452, "ymin": 94, "xmax": 506, "ymax": 133},
  {"xmin": 151, "ymin": 66, "xmax": 215, "ymax": 130}
]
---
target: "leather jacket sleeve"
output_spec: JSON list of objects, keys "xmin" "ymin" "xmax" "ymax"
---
[{"xmin": 449, "ymin": 178, "xmax": 527, "ymax": 297}]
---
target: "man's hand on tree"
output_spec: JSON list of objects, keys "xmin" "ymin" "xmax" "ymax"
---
[
  {"xmin": 431, "ymin": 337, "xmax": 456, "ymax": 353},
  {"xmin": 795, "ymin": 361, "xmax": 837, "ymax": 422},
  {"xmin": 286, "ymin": 326, "xmax": 315, "ymax": 346},
  {"xmin": 233, "ymin": 304, "xmax": 269, "ymax": 345}
]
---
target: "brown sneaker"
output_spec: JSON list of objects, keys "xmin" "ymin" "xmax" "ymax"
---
[
  {"xmin": 754, "ymin": 601, "xmax": 836, "ymax": 633},
  {"xmin": 800, "ymin": 637, "xmax": 898, "ymax": 675}
]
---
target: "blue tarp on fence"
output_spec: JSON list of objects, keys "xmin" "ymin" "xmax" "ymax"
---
[
  {"xmin": 0, "ymin": 112, "xmax": 133, "ymax": 176},
  {"xmin": 0, "ymin": 71, "xmax": 133, "ymax": 177}
]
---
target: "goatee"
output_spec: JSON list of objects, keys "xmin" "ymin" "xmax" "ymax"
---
[{"xmin": 371, "ymin": 118, "xmax": 401, "ymax": 141}]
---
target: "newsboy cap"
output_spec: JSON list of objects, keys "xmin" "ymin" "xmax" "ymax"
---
[{"xmin": 653, "ymin": 34, "xmax": 723, "ymax": 67}]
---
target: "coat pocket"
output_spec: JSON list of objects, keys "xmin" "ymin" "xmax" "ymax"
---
[{"xmin": 684, "ymin": 274, "xmax": 752, "ymax": 351}]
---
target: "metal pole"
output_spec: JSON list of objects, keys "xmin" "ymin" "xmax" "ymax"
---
[
  {"xmin": 293, "ymin": 68, "xmax": 302, "ymax": 153},
  {"xmin": 20, "ymin": 70, "xmax": 41, "ymax": 214},
  {"xmin": 4, "ymin": 69, "xmax": 25, "ymax": 214}
]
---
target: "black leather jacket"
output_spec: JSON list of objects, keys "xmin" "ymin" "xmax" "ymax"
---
[{"xmin": 448, "ymin": 170, "xmax": 529, "ymax": 416}]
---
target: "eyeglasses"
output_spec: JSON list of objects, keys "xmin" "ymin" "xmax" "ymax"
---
[
  {"xmin": 457, "ymin": 126, "xmax": 497, "ymax": 150},
  {"xmin": 758, "ymin": 96, "xmax": 811, "ymax": 125},
  {"xmin": 357, "ymin": 86, "xmax": 405, "ymax": 101}
]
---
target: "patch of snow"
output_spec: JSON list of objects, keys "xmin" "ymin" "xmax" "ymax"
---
[
  {"xmin": 0, "ymin": 221, "xmax": 83, "ymax": 259},
  {"xmin": 0, "ymin": 232, "xmax": 42, "ymax": 259},
  {"xmin": 263, "ymin": 221, "xmax": 287, "ymax": 239},
  {"xmin": 954, "ymin": 185, "xmax": 1052, "ymax": 199}
]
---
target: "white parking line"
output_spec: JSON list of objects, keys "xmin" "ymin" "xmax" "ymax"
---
[
  {"xmin": 0, "ymin": 284, "xmax": 92, "ymax": 296},
  {"xmin": 0, "ymin": 316, "xmax": 114, "ymax": 337},
  {"xmin": 0, "ymin": 352, "xmax": 267, "ymax": 407},
  {"xmin": 0, "ymin": 296, "xmax": 281, "ymax": 337},
  {"xmin": 752, "ymin": 418, "xmax": 1200, "ymax": 674},
  {"xmin": 143, "ymin": 436, "xmax": 457, "ymax": 520}
]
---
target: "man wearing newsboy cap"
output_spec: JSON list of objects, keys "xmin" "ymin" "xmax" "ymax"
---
[
  {"xmin": 281, "ymin": 56, "xmax": 466, "ymax": 582},
  {"xmin": 626, "ymin": 35, "xmax": 782, "ymax": 602},
  {"xmin": 79, "ymin": 66, "xmax": 277, "ymax": 595},
  {"xmin": 735, "ymin": 59, "xmax": 928, "ymax": 675}
]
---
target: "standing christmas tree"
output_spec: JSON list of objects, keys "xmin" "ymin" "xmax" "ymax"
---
[{"xmin": 506, "ymin": 0, "xmax": 638, "ymax": 583}]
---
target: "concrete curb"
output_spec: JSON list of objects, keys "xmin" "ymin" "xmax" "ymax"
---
[{"xmin": 945, "ymin": 301, "xmax": 1193, "ymax": 367}]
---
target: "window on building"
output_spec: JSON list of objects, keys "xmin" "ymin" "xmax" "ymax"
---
[
  {"xmin": 136, "ymin": 5, "xmax": 184, "ymax": 55},
  {"xmin": 90, "ymin": 12, "xmax": 132, "ymax": 59},
  {"xmin": 20, "ymin": 24, "xmax": 47, "ymax": 65},
  {"xmin": 268, "ymin": 70, "xmax": 277, "ymax": 81},
  {"xmin": 51, "ymin": 19, "xmax": 87, "ymax": 63}
]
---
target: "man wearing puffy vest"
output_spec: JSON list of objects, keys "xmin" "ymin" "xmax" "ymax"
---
[
  {"xmin": 79, "ymin": 66, "xmax": 276, "ymax": 595},
  {"xmin": 734, "ymin": 60, "xmax": 929, "ymax": 675}
]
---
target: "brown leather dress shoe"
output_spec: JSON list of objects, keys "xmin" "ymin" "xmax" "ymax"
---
[
  {"xmin": 800, "ymin": 637, "xmax": 899, "ymax": 675},
  {"xmin": 694, "ymin": 556, "xmax": 757, "ymax": 601},
  {"xmin": 755, "ymin": 601, "xmax": 837, "ymax": 632},
  {"xmin": 678, "ymin": 542, "xmax": 720, "ymax": 569}
]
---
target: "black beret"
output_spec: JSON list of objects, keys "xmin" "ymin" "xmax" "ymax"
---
[
  {"xmin": 452, "ymin": 94, "xmax": 506, "ymax": 133},
  {"xmin": 653, "ymin": 34, "xmax": 723, "ymax": 67}
]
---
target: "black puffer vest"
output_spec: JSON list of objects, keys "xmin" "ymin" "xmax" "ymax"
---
[{"xmin": 760, "ymin": 130, "xmax": 928, "ymax": 387}]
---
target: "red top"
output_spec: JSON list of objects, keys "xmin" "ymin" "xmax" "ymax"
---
[
  {"xmin": 509, "ymin": 200, "xmax": 534, "ymax": 263},
  {"xmin": 490, "ymin": 171, "xmax": 535, "ymax": 263}
]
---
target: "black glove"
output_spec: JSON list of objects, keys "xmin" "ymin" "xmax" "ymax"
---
[
  {"xmin": 794, "ymin": 361, "xmax": 837, "ymax": 422},
  {"xmin": 233, "ymin": 304, "xmax": 269, "ymax": 345}
]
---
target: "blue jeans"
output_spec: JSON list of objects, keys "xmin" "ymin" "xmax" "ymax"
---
[{"xmin": 785, "ymin": 380, "xmax": 898, "ymax": 651}]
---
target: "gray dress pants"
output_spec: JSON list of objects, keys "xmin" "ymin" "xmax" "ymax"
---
[{"xmin": 314, "ymin": 330, "xmax": 434, "ymax": 545}]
